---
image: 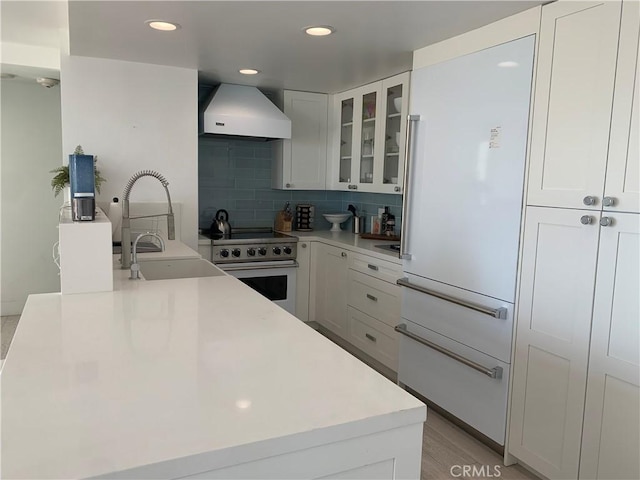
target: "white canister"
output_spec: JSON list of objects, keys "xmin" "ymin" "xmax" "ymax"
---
[{"xmin": 107, "ymin": 197, "xmax": 122, "ymax": 242}]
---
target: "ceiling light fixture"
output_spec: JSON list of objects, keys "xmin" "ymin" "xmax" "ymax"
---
[
  {"xmin": 145, "ymin": 20, "xmax": 181, "ymax": 31},
  {"xmin": 304, "ymin": 25, "xmax": 335, "ymax": 37},
  {"xmin": 498, "ymin": 61, "xmax": 519, "ymax": 68},
  {"xmin": 239, "ymin": 69, "xmax": 260, "ymax": 75}
]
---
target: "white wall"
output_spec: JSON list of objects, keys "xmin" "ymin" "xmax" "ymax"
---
[
  {"xmin": 0, "ymin": 79, "xmax": 63, "ymax": 315},
  {"xmin": 60, "ymin": 56, "xmax": 198, "ymax": 248}
]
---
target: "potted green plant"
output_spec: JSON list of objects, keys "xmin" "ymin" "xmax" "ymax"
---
[{"xmin": 50, "ymin": 145, "xmax": 106, "ymax": 200}]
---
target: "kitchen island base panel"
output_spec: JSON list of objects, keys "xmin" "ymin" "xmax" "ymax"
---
[{"xmin": 167, "ymin": 423, "xmax": 423, "ymax": 480}]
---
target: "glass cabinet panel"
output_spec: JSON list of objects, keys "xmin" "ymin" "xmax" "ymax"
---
[
  {"xmin": 339, "ymin": 98, "xmax": 353, "ymax": 183},
  {"xmin": 360, "ymin": 91, "xmax": 377, "ymax": 183},
  {"xmin": 383, "ymin": 83, "xmax": 403, "ymax": 185}
]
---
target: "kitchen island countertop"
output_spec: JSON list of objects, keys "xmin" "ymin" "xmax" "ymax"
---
[{"xmin": 1, "ymin": 244, "xmax": 424, "ymax": 479}]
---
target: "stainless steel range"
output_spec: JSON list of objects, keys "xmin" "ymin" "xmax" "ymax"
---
[
  {"xmin": 208, "ymin": 229, "xmax": 298, "ymax": 264},
  {"xmin": 203, "ymin": 228, "xmax": 299, "ymax": 314}
]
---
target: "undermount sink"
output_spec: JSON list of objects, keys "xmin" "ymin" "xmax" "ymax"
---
[{"xmin": 139, "ymin": 258, "xmax": 226, "ymax": 281}]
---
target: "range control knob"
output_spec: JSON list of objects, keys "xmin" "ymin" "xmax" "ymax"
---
[
  {"xmin": 283, "ymin": 246, "xmax": 292, "ymax": 255},
  {"xmin": 257, "ymin": 247, "xmax": 267, "ymax": 256},
  {"xmin": 247, "ymin": 247, "xmax": 256, "ymax": 257},
  {"xmin": 231, "ymin": 248, "xmax": 241, "ymax": 258},
  {"xmin": 273, "ymin": 246, "xmax": 282, "ymax": 255},
  {"xmin": 220, "ymin": 249, "xmax": 229, "ymax": 258}
]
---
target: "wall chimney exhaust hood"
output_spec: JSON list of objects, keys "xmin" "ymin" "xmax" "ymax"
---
[{"xmin": 201, "ymin": 84, "xmax": 291, "ymax": 140}]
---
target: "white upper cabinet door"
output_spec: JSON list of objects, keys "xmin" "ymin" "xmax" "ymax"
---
[
  {"xmin": 527, "ymin": 1, "xmax": 622, "ymax": 210},
  {"xmin": 327, "ymin": 73, "xmax": 409, "ymax": 194},
  {"xmin": 376, "ymin": 72, "xmax": 410, "ymax": 194},
  {"xmin": 579, "ymin": 212, "xmax": 639, "ymax": 480},
  {"xmin": 509, "ymin": 206, "xmax": 601, "ymax": 480},
  {"xmin": 273, "ymin": 91, "xmax": 328, "ymax": 190},
  {"xmin": 604, "ymin": 2, "xmax": 640, "ymax": 213}
]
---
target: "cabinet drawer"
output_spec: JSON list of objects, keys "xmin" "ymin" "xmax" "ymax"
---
[
  {"xmin": 348, "ymin": 252, "xmax": 402, "ymax": 284},
  {"xmin": 348, "ymin": 270, "xmax": 400, "ymax": 328},
  {"xmin": 347, "ymin": 306, "xmax": 398, "ymax": 371}
]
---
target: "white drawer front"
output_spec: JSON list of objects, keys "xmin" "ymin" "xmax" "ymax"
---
[
  {"xmin": 400, "ymin": 274, "xmax": 513, "ymax": 363},
  {"xmin": 348, "ymin": 270, "xmax": 400, "ymax": 328},
  {"xmin": 349, "ymin": 252, "xmax": 402, "ymax": 284},
  {"xmin": 347, "ymin": 307, "xmax": 398, "ymax": 371},
  {"xmin": 397, "ymin": 319, "xmax": 509, "ymax": 445}
]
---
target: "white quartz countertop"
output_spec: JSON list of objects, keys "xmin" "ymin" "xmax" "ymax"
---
[
  {"xmin": 2, "ymin": 250, "xmax": 423, "ymax": 478},
  {"xmin": 198, "ymin": 230, "xmax": 401, "ymax": 264}
]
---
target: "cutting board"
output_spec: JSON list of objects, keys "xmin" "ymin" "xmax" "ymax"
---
[{"xmin": 359, "ymin": 233, "xmax": 401, "ymax": 241}]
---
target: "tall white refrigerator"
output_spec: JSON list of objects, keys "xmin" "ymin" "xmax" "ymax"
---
[{"xmin": 396, "ymin": 36, "xmax": 535, "ymax": 446}]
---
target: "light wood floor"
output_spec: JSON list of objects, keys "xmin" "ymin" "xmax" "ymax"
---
[
  {"xmin": 422, "ymin": 409, "xmax": 538, "ymax": 480},
  {"xmin": 1, "ymin": 315, "xmax": 20, "ymax": 360},
  {"xmin": 1, "ymin": 315, "xmax": 538, "ymax": 479}
]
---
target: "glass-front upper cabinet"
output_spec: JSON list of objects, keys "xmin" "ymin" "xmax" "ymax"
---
[
  {"xmin": 339, "ymin": 97, "xmax": 354, "ymax": 184},
  {"xmin": 329, "ymin": 72, "xmax": 410, "ymax": 194},
  {"xmin": 381, "ymin": 75, "xmax": 409, "ymax": 193}
]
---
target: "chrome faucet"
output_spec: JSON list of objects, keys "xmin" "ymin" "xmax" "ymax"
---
[
  {"xmin": 121, "ymin": 170, "xmax": 175, "ymax": 269},
  {"xmin": 129, "ymin": 232, "xmax": 165, "ymax": 280}
]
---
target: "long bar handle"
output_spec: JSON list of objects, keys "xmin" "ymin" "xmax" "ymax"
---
[
  {"xmin": 396, "ymin": 277, "xmax": 508, "ymax": 319},
  {"xmin": 399, "ymin": 115, "xmax": 421, "ymax": 260},
  {"xmin": 394, "ymin": 324, "xmax": 503, "ymax": 379}
]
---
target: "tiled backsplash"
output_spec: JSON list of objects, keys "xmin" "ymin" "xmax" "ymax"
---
[{"xmin": 199, "ymin": 137, "xmax": 403, "ymax": 232}]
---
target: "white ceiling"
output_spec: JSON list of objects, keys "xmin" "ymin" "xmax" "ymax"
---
[{"xmin": 3, "ymin": 1, "xmax": 545, "ymax": 93}]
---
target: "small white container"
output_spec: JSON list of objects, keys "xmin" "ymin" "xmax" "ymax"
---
[{"xmin": 393, "ymin": 97, "xmax": 402, "ymax": 113}]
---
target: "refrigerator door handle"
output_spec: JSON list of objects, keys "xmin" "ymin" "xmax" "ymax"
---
[
  {"xmin": 399, "ymin": 114, "xmax": 421, "ymax": 260},
  {"xmin": 396, "ymin": 277, "xmax": 508, "ymax": 319},
  {"xmin": 395, "ymin": 324, "xmax": 503, "ymax": 379}
]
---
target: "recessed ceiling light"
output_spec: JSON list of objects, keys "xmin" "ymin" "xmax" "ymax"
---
[
  {"xmin": 304, "ymin": 25, "xmax": 335, "ymax": 37},
  {"xmin": 239, "ymin": 69, "xmax": 260, "ymax": 75},
  {"xmin": 145, "ymin": 20, "xmax": 181, "ymax": 31},
  {"xmin": 498, "ymin": 61, "xmax": 519, "ymax": 68}
]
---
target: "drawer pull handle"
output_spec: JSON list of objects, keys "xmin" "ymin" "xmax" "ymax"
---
[
  {"xmin": 367, "ymin": 264, "xmax": 379, "ymax": 271},
  {"xmin": 365, "ymin": 333, "xmax": 377, "ymax": 342},
  {"xmin": 396, "ymin": 277, "xmax": 507, "ymax": 319},
  {"xmin": 366, "ymin": 293, "xmax": 378, "ymax": 302},
  {"xmin": 394, "ymin": 324, "xmax": 502, "ymax": 379}
]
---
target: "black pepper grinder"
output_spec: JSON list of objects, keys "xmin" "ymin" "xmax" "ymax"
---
[
  {"xmin": 385, "ymin": 210, "xmax": 396, "ymax": 236},
  {"xmin": 381, "ymin": 206, "xmax": 390, "ymax": 234}
]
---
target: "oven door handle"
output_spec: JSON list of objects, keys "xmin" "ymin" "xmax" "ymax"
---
[
  {"xmin": 394, "ymin": 324, "xmax": 503, "ymax": 379},
  {"xmin": 220, "ymin": 261, "xmax": 299, "ymax": 272}
]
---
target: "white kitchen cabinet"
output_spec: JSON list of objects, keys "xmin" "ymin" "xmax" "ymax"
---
[
  {"xmin": 509, "ymin": 206, "xmax": 601, "ymax": 479},
  {"xmin": 579, "ymin": 212, "xmax": 639, "ymax": 480},
  {"xmin": 294, "ymin": 240, "xmax": 311, "ymax": 322},
  {"xmin": 510, "ymin": 207, "xmax": 640, "ymax": 479},
  {"xmin": 309, "ymin": 242, "xmax": 349, "ymax": 336},
  {"xmin": 328, "ymin": 72, "xmax": 409, "ymax": 194},
  {"xmin": 603, "ymin": 1, "xmax": 640, "ymax": 214},
  {"xmin": 510, "ymin": 4, "xmax": 640, "ymax": 478},
  {"xmin": 526, "ymin": 1, "xmax": 622, "ymax": 210},
  {"xmin": 307, "ymin": 242, "xmax": 402, "ymax": 372},
  {"xmin": 345, "ymin": 252, "xmax": 402, "ymax": 371},
  {"xmin": 272, "ymin": 91, "xmax": 328, "ymax": 190}
]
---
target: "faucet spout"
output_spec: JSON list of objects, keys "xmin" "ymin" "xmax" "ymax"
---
[
  {"xmin": 130, "ymin": 232, "xmax": 166, "ymax": 280},
  {"xmin": 121, "ymin": 170, "xmax": 175, "ymax": 269}
]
